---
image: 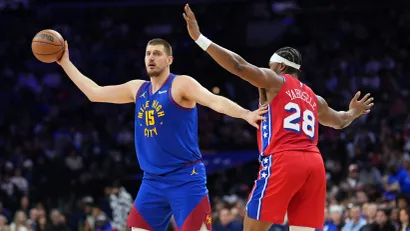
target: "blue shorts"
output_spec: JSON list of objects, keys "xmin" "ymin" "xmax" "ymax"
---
[{"xmin": 127, "ymin": 162, "xmax": 212, "ymax": 231}]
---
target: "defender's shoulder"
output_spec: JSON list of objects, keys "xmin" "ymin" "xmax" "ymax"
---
[{"xmin": 127, "ymin": 79, "xmax": 148, "ymax": 101}]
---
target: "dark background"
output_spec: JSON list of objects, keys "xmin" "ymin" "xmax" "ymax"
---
[{"xmin": 1, "ymin": 0, "xmax": 410, "ymax": 231}]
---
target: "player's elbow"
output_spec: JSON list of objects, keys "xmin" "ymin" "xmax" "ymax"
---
[
  {"xmin": 86, "ymin": 87, "xmax": 104, "ymax": 102},
  {"xmin": 87, "ymin": 95, "xmax": 99, "ymax": 102},
  {"xmin": 333, "ymin": 119, "xmax": 350, "ymax": 129}
]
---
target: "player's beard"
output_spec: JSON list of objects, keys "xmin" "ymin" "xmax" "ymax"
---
[{"xmin": 146, "ymin": 67, "xmax": 163, "ymax": 77}]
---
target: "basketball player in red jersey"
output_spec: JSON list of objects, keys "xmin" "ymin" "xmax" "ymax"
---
[{"xmin": 184, "ymin": 4, "xmax": 374, "ymax": 231}]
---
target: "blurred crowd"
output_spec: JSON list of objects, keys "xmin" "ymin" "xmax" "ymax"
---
[{"xmin": 1, "ymin": 1, "xmax": 410, "ymax": 231}]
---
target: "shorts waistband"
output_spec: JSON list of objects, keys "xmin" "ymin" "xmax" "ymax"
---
[{"xmin": 158, "ymin": 159, "xmax": 202, "ymax": 176}]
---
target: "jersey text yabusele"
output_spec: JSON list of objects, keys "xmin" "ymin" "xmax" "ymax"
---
[{"xmin": 285, "ymin": 89, "xmax": 316, "ymax": 110}]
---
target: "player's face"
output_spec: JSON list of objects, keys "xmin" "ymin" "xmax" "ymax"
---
[
  {"xmin": 145, "ymin": 45, "xmax": 173, "ymax": 77},
  {"xmin": 269, "ymin": 62, "xmax": 286, "ymax": 74}
]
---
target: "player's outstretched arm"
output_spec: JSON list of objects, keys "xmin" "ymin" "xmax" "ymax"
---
[
  {"xmin": 57, "ymin": 41, "xmax": 144, "ymax": 104},
  {"xmin": 175, "ymin": 75, "xmax": 267, "ymax": 128},
  {"xmin": 183, "ymin": 4, "xmax": 283, "ymax": 90},
  {"xmin": 317, "ymin": 92, "xmax": 374, "ymax": 129}
]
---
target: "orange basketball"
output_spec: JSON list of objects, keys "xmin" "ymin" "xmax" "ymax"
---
[{"xmin": 31, "ymin": 29, "xmax": 65, "ymax": 63}]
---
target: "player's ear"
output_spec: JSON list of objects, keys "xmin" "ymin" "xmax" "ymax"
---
[
  {"xmin": 279, "ymin": 63, "xmax": 287, "ymax": 73},
  {"xmin": 168, "ymin": 56, "xmax": 174, "ymax": 65}
]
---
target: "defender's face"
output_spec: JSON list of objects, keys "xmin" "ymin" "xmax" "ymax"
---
[{"xmin": 145, "ymin": 44, "xmax": 172, "ymax": 77}]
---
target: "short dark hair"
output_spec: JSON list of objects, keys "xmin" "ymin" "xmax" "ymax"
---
[
  {"xmin": 275, "ymin": 46, "xmax": 302, "ymax": 76},
  {"xmin": 147, "ymin": 38, "xmax": 173, "ymax": 56}
]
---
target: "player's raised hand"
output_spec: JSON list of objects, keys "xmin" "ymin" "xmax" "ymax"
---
[
  {"xmin": 349, "ymin": 91, "xmax": 374, "ymax": 117},
  {"xmin": 183, "ymin": 4, "xmax": 201, "ymax": 40},
  {"xmin": 57, "ymin": 41, "xmax": 70, "ymax": 66},
  {"xmin": 245, "ymin": 105, "xmax": 268, "ymax": 129}
]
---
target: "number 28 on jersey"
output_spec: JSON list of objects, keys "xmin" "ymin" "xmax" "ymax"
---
[{"xmin": 283, "ymin": 102, "xmax": 315, "ymax": 140}]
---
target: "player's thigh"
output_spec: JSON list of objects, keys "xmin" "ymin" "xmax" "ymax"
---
[
  {"xmin": 287, "ymin": 152, "xmax": 326, "ymax": 229},
  {"xmin": 246, "ymin": 154, "xmax": 308, "ymax": 224},
  {"xmin": 127, "ymin": 181, "xmax": 172, "ymax": 231},
  {"xmin": 243, "ymin": 213, "xmax": 272, "ymax": 231},
  {"xmin": 168, "ymin": 179, "xmax": 211, "ymax": 230},
  {"xmin": 171, "ymin": 193, "xmax": 212, "ymax": 231}
]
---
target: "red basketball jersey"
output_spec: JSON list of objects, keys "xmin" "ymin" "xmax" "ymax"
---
[{"xmin": 257, "ymin": 74, "xmax": 319, "ymax": 155}]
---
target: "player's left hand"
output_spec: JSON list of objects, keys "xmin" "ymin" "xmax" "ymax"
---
[
  {"xmin": 183, "ymin": 4, "xmax": 201, "ymax": 40},
  {"xmin": 245, "ymin": 105, "xmax": 268, "ymax": 129},
  {"xmin": 349, "ymin": 91, "xmax": 374, "ymax": 118}
]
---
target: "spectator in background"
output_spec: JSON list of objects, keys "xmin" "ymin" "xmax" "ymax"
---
[
  {"xmin": 28, "ymin": 208, "xmax": 39, "ymax": 230},
  {"xmin": 0, "ymin": 215, "xmax": 10, "ymax": 231},
  {"xmin": 91, "ymin": 206, "xmax": 112, "ymax": 231},
  {"xmin": 10, "ymin": 169, "xmax": 28, "ymax": 196},
  {"xmin": 48, "ymin": 209, "xmax": 70, "ymax": 231},
  {"xmin": 34, "ymin": 215, "xmax": 48, "ymax": 231},
  {"xmin": 324, "ymin": 207, "xmax": 337, "ymax": 231},
  {"xmin": 397, "ymin": 156, "xmax": 410, "ymax": 196},
  {"xmin": 9, "ymin": 210, "xmax": 28, "ymax": 231},
  {"xmin": 65, "ymin": 149, "xmax": 84, "ymax": 172},
  {"xmin": 108, "ymin": 181, "xmax": 132, "ymax": 231},
  {"xmin": 342, "ymin": 205, "xmax": 366, "ymax": 231},
  {"xmin": 19, "ymin": 197, "xmax": 30, "ymax": 216},
  {"xmin": 341, "ymin": 165, "xmax": 365, "ymax": 198},
  {"xmin": 358, "ymin": 162, "xmax": 382, "ymax": 187},
  {"xmin": 362, "ymin": 203, "xmax": 377, "ymax": 224},
  {"xmin": 329, "ymin": 205, "xmax": 345, "ymax": 231},
  {"xmin": 383, "ymin": 163, "xmax": 402, "ymax": 201},
  {"xmin": 390, "ymin": 207, "xmax": 400, "ymax": 229},
  {"xmin": 398, "ymin": 208, "xmax": 410, "ymax": 231},
  {"xmin": 0, "ymin": 202, "xmax": 11, "ymax": 223},
  {"xmin": 371, "ymin": 209, "xmax": 395, "ymax": 231},
  {"xmin": 1, "ymin": 2, "xmax": 410, "ymax": 231},
  {"xmin": 212, "ymin": 208, "xmax": 242, "ymax": 231},
  {"xmin": 397, "ymin": 195, "xmax": 410, "ymax": 210},
  {"xmin": 34, "ymin": 204, "xmax": 46, "ymax": 220},
  {"xmin": 356, "ymin": 191, "xmax": 369, "ymax": 205}
]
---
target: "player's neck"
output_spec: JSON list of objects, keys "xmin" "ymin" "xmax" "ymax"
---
[{"xmin": 150, "ymin": 70, "xmax": 171, "ymax": 92}]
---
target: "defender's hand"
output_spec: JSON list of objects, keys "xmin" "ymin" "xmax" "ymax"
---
[
  {"xmin": 244, "ymin": 105, "xmax": 268, "ymax": 129},
  {"xmin": 183, "ymin": 4, "xmax": 201, "ymax": 40},
  {"xmin": 349, "ymin": 91, "xmax": 374, "ymax": 117},
  {"xmin": 57, "ymin": 41, "xmax": 70, "ymax": 66}
]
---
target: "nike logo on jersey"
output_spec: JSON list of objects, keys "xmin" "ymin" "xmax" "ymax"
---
[{"xmin": 158, "ymin": 90, "xmax": 167, "ymax": 94}]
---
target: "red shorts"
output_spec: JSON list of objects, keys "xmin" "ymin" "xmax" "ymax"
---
[{"xmin": 246, "ymin": 151, "xmax": 326, "ymax": 229}]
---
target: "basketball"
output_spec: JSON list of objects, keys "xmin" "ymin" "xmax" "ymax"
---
[{"xmin": 31, "ymin": 29, "xmax": 65, "ymax": 63}]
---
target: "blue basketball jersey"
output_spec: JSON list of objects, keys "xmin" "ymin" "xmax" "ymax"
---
[{"xmin": 134, "ymin": 74, "xmax": 202, "ymax": 175}]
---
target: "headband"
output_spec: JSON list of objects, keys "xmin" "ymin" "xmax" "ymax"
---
[{"xmin": 269, "ymin": 53, "xmax": 301, "ymax": 70}]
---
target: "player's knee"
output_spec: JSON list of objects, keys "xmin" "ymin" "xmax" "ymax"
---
[
  {"xmin": 289, "ymin": 226, "xmax": 315, "ymax": 231},
  {"xmin": 131, "ymin": 228, "xmax": 150, "ymax": 231}
]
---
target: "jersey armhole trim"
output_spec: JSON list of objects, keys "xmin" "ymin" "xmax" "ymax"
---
[
  {"xmin": 259, "ymin": 75, "xmax": 286, "ymax": 106},
  {"xmin": 279, "ymin": 74, "xmax": 286, "ymax": 83},
  {"xmin": 168, "ymin": 75, "xmax": 195, "ymax": 111},
  {"xmin": 135, "ymin": 82, "xmax": 149, "ymax": 104}
]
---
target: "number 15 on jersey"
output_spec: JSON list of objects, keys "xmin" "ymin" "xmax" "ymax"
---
[{"xmin": 283, "ymin": 102, "xmax": 315, "ymax": 140}]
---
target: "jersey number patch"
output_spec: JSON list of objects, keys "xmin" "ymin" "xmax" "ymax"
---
[
  {"xmin": 145, "ymin": 110, "xmax": 155, "ymax": 126},
  {"xmin": 283, "ymin": 102, "xmax": 315, "ymax": 140}
]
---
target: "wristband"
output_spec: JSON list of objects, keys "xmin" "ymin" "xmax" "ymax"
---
[{"xmin": 195, "ymin": 34, "xmax": 212, "ymax": 51}]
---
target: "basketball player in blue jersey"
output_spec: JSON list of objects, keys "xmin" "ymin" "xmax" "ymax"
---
[{"xmin": 56, "ymin": 39, "xmax": 267, "ymax": 231}]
